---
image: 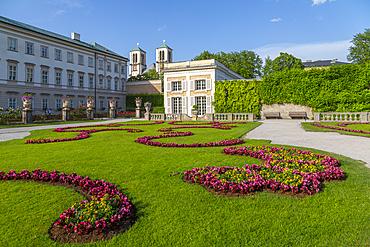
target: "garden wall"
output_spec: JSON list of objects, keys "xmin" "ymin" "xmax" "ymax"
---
[{"xmin": 261, "ymin": 103, "xmax": 313, "ymax": 120}]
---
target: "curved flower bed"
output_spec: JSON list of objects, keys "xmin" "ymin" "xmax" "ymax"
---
[
  {"xmin": 0, "ymin": 169, "xmax": 134, "ymax": 242},
  {"xmin": 184, "ymin": 146, "xmax": 345, "ymax": 197},
  {"xmin": 312, "ymin": 122, "xmax": 370, "ymax": 135},
  {"xmin": 24, "ymin": 121, "xmax": 164, "ymax": 144}
]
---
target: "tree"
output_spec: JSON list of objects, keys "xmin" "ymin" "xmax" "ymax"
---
[
  {"xmin": 192, "ymin": 50, "xmax": 262, "ymax": 79},
  {"xmin": 347, "ymin": 28, "xmax": 370, "ymax": 64},
  {"xmin": 262, "ymin": 56, "xmax": 273, "ymax": 78},
  {"xmin": 271, "ymin": 52, "xmax": 304, "ymax": 72},
  {"xmin": 128, "ymin": 69, "xmax": 161, "ymax": 81}
]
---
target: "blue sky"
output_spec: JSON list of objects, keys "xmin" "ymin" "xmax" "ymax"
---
[{"xmin": 1, "ymin": 0, "xmax": 369, "ymax": 64}]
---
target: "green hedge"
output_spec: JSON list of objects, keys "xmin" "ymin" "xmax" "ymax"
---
[
  {"xmin": 259, "ymin": 62, "xmax": 370, "ymax": 112},
  {"xmin": 126, "ymin": 94, "xmax": 164, "ymax": 108},
  {"xmin": 214, "ymin": 80, "xmax": 261, "ymax": 116}
]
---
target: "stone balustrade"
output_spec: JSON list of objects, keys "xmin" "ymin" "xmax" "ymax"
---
[
  {"xmin": 146, "ymin": 113, "xmax": 255, "ymax": 122},
  {"xmin": 314, "ymin": 112, "xmax": 369, "ymax": 123}
]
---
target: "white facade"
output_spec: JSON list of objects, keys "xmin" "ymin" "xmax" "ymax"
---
[
  {"xmin": 163, "ymin": 59, "xmax": 245, "ymax": 116},
  {"xmin": 155, "ymin": 40, "xmax": 172, "ymax": 72},
  {"xmin": 129, "ymin": 44, "xmax": 146, "ymax": 77},
  {"xmin": 0, "ymin": 16, "xmax": 128, "ymax": 113}
]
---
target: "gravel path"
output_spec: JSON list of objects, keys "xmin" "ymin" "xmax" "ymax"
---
[
  {"xmin": 244, "ymin": 120, "xmax": 370, "ymax": 168},
  {"xmin": 0, "ymin": 118, "xmax": 137, "ymax": 142}
]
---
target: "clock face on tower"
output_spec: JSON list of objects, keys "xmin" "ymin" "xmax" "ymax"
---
[{"xmin": 133, "ymin": 65, "xmax": 137, "ymax": 71}]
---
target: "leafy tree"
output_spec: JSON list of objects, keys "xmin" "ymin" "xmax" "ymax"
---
[
  {"xmin": 192, "ymin": 50, "xmax": 262, "ymax": 79},
  {"xmin": 128, "ymin": 69, "xmax": 161, "ymax": 81},
  {"xmin": 262, "ymin": 56, "xmax": 273, "ymax": 78},
  {"xmin": 271, "ymin": 52, "xmax": 304, "ymax": 72},
  {"xmin": 347, "ymin": 28, "xmax": 370, "ymax": 64}
]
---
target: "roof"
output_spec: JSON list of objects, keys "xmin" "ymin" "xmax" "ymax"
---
[
  {"xmin": 0, "ymin": 15, "xmax": 128, "ymax": 60},
  {"xmin": 142, "ymin": 63, "xmax": 156, "ymax": 74},
  {"xmin": 130, "ymin": 45, "xmax": 146, "ymax": 52},
  {"xmin": 303, "ymin": 59, "xmax": 350, "ymax": 67},
  {"xmin": 156, "ymin": 41, "xmax": 171, "ymax": 50}
]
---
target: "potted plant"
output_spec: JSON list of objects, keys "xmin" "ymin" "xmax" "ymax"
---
[
  {"xmin": 108, "ymin": 98, "xmax": 116, "ymax": 109},
  {"xmin": 22, "ymin": 93, "xmax": 33, "ymax": 109},
  {"xmin": 86, "ymin": 96, "xmax": 94, "ymax": 109},
  {"xmin": 135, "ymin": 97, "xmax": 142, "ymax": 108},
  {"xmin": 62, "ymin": 97, "xmax": 71, "ymax": 108},
  {"xmin": 191, "ymin": 104, "xmax": 198, "ymax": 116}
]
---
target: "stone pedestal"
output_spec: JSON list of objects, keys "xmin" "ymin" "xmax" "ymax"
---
[
  {"xmin": 136, "ymin": 108, "xmax": 141, "ymax": 118},
  {"xmin": 191, "ymin": 110, "xmax": 198, "ymax": 121},
  {"xmin": 62, "ymin": 108, "xmax": 70, "ymax": 121},
  {"xmin": 109, "ymin": 109, "xmax": 116, "ymax": 119},
  {"xmin": 314, "ymin": 113, "xmax": 320, "ymax": 122},
  {"xmin": 22, "ymin": 109, "xmax": 33, "ymax": 124},
  {"xmin": 87, "ymin": 109, "xmax": 94, "ymax": 120},
  {"xmin": 145, "ymin": 113, "xmax": 150, "ymax": 121}
]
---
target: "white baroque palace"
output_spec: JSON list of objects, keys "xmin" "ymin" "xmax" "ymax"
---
[
  {"xmin": 0, "ymin": 15, "xmax": 129, "ymax": 113},
  {"xmin": 163, "ymin": 59, "xmax": 245, "ymax": 116}
]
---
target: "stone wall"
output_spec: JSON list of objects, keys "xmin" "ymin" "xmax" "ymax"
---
[
  {"xmin": 261, "ymin": 103, "xmax": 313, "ymax": 120},
  {"xmin": 126, "ymin": 80, "xmax": 162, "ymax": 95}
]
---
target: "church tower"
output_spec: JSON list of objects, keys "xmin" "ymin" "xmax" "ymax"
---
[
  {"xmin": 129, "ymin": 43, "xmax": 147, "ymax": 77},
  {"xmin": 156, "ymin": 40, "xmax": 172, "ymax": 72}
]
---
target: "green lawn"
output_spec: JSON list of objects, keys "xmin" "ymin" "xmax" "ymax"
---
[
  {"xmin": 1, "ymin": 121, "xmax": 370, "ymax": 246},
  {"xmin": 0, "ymin": 119, "xmax": 112, "ymax": 129},
  {"xmin": 302, "ymin": 122, "xmax": 370, "ymax": 138}
]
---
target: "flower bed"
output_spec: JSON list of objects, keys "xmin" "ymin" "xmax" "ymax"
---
[
  {"xmin": 311, "ymin": 122, "xmax": 370, "ymax": 135},
  {"xmin": 0, "ymin": 169, "xmax": 135, "ymax": 243},
  {"xmin": 184, "ymin": 146, "xmax": 345, "ymax": 197}
]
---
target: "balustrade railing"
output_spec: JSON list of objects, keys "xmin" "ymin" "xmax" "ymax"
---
[{"xmin": 314, "ymin": 112, "xmax": 369, "ymax": 123}]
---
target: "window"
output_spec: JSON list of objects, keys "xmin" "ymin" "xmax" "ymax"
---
[
  {"xmin": 172, "ymin": 97, "xmax": 182, "ymax": 114},
  {"xmin": 70, "ymin": 100, "xmax": 74, "ymax": 109},
  {"xmin": 122, "ymin": 80, "xmax": 125, "ymax": 91},
  {"xmin": 195, "ymin": 80, "xmax": 206, "ymax": 90},
  {"xmin": 99, "ymin": 100, "xmax": 104, "ymax": 110},
  {"xmin": 88, "ymin": 57, "xmax": 93, "ymax": 67},
  {"xmin": 107, "ymin": 79, "xmax": 111, "ymax": 89},
  {"xmin": 8, "ymin": 65, "xmax": 17, "ymax": 81},
  {"xmin": 172, "ymin": 81, "xmax": 182, "ymax": 91},
  {"xmin": 8, "ymin": 38, "xmax": 17, "ymax": 51},
  {"xmin": 195, "ymin": 96, "xmax": 206, "ymax": 115},
  {"xmin": 42, "ymin": 99, "xmax": 49, "ymax": 110},
  {"xmin": 55, "ymin": 71, "xmax": 61, "ymax": 85},
  {"xmin": 8, "ymin": 98, "xmax": 16, "ymax": 109},
  {"xmin": 55, "ymin": 99, "xmax": 62, "ymax": 110},
  {"xmin": 79, "ymin": 100, "xmax": 84, "ymax": 107},
  {"xmin": 160, "ymin": 51, "xmax": 164, "ymax": 61},
  {"xmin": 114, "ymin": 64, "xmax": 118, "ymax": 73},
  {"xmin": 67, "ymin": 52, "xmax": 73, "ymax": 63},
  {"xmin": 78, "ymin": 55, "xmax": 84, "ymax": 65},
  {"xmin": 89, "ymin": 76, "xmax": 94, "ymax": 88},
  {"xmin": 26, "ymin": 68, "xmax": 33, "ymax": 82},
  {"xmin": 79, "ymin": 75, "xmax": 84, "ymax": 87},
  {"xmin": 121, "ymin": 65, "xmax": 125, "ymax": 74},
  {"xmin": 26, "ymin": 42, "xmax": 33, "ymax": 54},
  {"xmin": 55, "ymin": 49, "xmax": 61, "ymax": 60},
  {"xmin": 99, "ymin": 60, "xmax": 103, "ymax": 69},
  {"xmin": 99, "ymin": 78, "xmax": 103, "ymax": 89},
  {"xmin": 41, "ymin": 69, "xmax": 48, "ymax": 84},
  {"xmin": 41, "ymin": 46, "xmax": 48, "ymax": 58},
  {"xmin": 107, "ymin": 62, "xmax": 111, "ymax": 71},
  {"xmin": 114, "ymin": 79, "xmax": 118, "ymax": 90},
  {"xmin": 133, "ymin": 54, "xmax": 137, "ymax": 63},
  {"xmin": 68, "ymin": 73, "xmax": 73, "ymax": 86},
  {"xmin": 116, "ymin": 101, "xmax": 119, "ymax": 109}
]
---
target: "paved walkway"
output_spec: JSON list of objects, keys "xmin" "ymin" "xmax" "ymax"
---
[
  {"xmin": 0, "ymin": 118, "xmax": 137, "ymax": 142},
  {"xmin": 244, "ymin": 120, "xmax": 370, "ymax": 168}
]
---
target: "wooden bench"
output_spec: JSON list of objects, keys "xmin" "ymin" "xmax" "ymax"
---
[
  {"xmin": 264, "ymin": 112, "xmax": 280, "ymax": 119},
  {"xmin": 289, "ymin": 112, "xmax": 307, "ymax": 119}
]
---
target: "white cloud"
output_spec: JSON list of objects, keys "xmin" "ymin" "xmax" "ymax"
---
[
  {"xmin": 52, "ymin": 9, "xmax": 66, "ymax": 17},
  {"xmin": 312, "ymin": 0, "xmax": 336, "ymax": 6},
  {"xmin": 253, "ymin": 40, "xmax": 351, "ymax": 62},
  {"xmin": 49, "ymin": 0, "xmax": 83, "ymax": 8},
  {"xmin": 158, "ymin": 25, "xmax": 167, "ymax": 31},
  {"xmin": 271, "ymin": 18, "xmax": 282, "ymax": 22}
]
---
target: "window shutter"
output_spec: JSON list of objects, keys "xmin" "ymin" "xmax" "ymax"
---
[
  {"xmin": 166, "ymin": 97, "xmax": 171, "ymax": 114},
  {"xmin": 190, "ymin": 96, "xmax": 195, "ymax": 108},
  {"xmin": 206, "ymin": 79, "xmax": 212, "ymax": 90},
  {"xmin": 166, "ymin": 82, "xmax": 171, "ymax": 92},
  {"xmin": 189, "ymin": 80, "xmax": 194, "ymax": 91},
  {"xmin": 206, "ymin": 96, "xmax": 212, "ymax": 113},
  {"xmin": 182, "ymin": 80, "xmax": 187, "ymax": 92},
  {"xmin": 182, "ymin": 96, "xmax": 187, "ymax": 115}
]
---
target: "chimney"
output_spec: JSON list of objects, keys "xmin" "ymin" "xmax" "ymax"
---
[
  {"xmin": 306, "ymin": 60, "xmax": 312, "ymax": 62},
  {"xmin": 71, "ymin": 32, "xmax": 80, "ymax": 41}
]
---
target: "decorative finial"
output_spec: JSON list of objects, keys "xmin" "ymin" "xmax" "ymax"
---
[
  {"xmin": 163, "ymin": 40, "xmax": 165, "ymax": 44},
  {"xmin": 137, "ymin": 43, "xmax": 139, "ymax": 47}
]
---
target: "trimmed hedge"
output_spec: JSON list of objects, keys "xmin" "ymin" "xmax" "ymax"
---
[{"xmin": 126, "ymin": 94, "xmax": 164, "ymax": 108}]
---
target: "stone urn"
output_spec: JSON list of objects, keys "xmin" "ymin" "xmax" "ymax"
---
[
  {"xmin": 135, "ymin": 99, "xmax": 142, "ymax": 108},
  {"xmin": 62, "ymin": 99, "xmax": 71, "ymax": 108},
  {"xmin": 86, "ymin": 99, "xmax": 94, "ymax": 109},
  {"xmin": 144, "ymin": 102, "xmax": 151, "ymax": 114},
  {"xmin": 22, "ymin": 97, "xmax": 33, "ymax": 109},
  {"xmin": 109, "ymin": 100, "xmax": 116, "ymax": 109},
  {"xmin": 191, "ymin": 109, "xmax": 198, "ymax": 116}
]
